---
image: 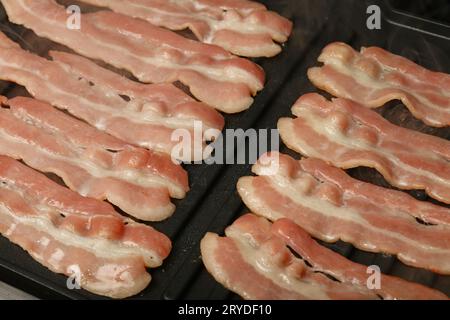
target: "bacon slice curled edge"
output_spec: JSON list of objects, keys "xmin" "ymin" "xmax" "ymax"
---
[
  {"xmin": 278, "ymin": 93, "xmax": 450, "ymax": 204},
  {"xmin": 201, "ymin": 214, "xmax": 447, "ymax": 299},
  {"xmin": 308, "ymin": 42, "xmax": 450, "ymax": 127},
  {"xmin": 238, "ymin": 152, "xmax": 450, "ymax": 274},
  {"xmin": 0, "ymin": 96, "xmax": 188, "ymax": 221},
  {"xmin": 0, "ymin": 155, "xmax": 171, "ymax": 298},
  {"xmin": 0, "ymin": 31, "xmax": 224, "ymax": 160},
  {"xmin": 1, "ymin": 0, "xmax": 265, "ymax": 113},
  {"xmin": 78, "ymin": 0, "xmax": 293, "ymax": 58}
]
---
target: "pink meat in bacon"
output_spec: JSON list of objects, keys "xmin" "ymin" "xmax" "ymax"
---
[
  {"xmin": 278, "ymin": 93, "xmax": 450, "ymax": 204},
  {"xmin": 0, "ymin": 31, "xmax": 224, "ymax": 160},
  {"xmin": 1, "ymin": 0, "xmax": 265, "ymax": 113},
  {"xmin": 0, "ymin": 96, "xmax": 189, "ymax": 221},
  {"xmin": 202, "ymin": 214, "xmax": 447, "ymax": 299},
  {"xmin": 201, "ymin": 214, "xmax": 379, "ymax": 300},
  {"xmin": 0, "ymin": 156, "xmax": 171, "ymax": 298},
  {"xmin": 78, "ymin": 0, "xmax": 293, "ymax": 58},
  {"xmin": 272, "ymin": 218, "xmax": 448, "ymax": 300},
  {"xmin": 308, "ymin": 42, "xmax": 450, "ymax": 127},
  {"xmin": 238, "ymin": 152, "xmax": 450, "ymax": 274},
  {"xmin": 0, "ymin": 97, "xmax": 189, "ymax": 221}
]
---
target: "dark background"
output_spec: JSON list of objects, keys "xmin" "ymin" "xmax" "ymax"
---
[{"xmin": 390, "ymin": 0, "xmax": 450, "ymax": 24}]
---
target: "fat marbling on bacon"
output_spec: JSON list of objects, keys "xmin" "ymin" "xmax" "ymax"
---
[
  {"xmin": 238, "ymin": 152, "xmax": 450, "ymax": 274},
  {"xmin": 0, "ymin": 155, "xmax": 171, "ymax": 298},
  {"xmin": 0, "ymin": 31, "xmax": 224, "ymax": 160},
  {"xmin": 308, "ymin": 42, "xmax": 450, "ymax": 127},
  {"xmin": 0, "ymin": 96, "xmax": 189, "ymax": 222},
  {"xmin": 273, "ymin": 217, "xmax": 448, "ymax": 300},
  {"xmin": 278, "ymin": 93, "xmax": 450, "ymax": 204},
  {"xmin": 78, "ymin": 0, "xmax": 293, "ymax": 58},
  {"xmin": 1, "ymin": 0, "xmax": 265, "ymax": 113},
  {"xmin": 201, "ymin": 214, "xmax": 447, "ymax": 299}
]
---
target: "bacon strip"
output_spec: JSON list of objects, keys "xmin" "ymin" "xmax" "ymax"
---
[
  {"xmin": 237, "ymin": 152, "xmax": 450, "ymax": 274},
  {"xmin": 278, "ymin": 93, "xmax": 450, "ymax": 204},
  {"xmin": 1, "ymin": 0, "xmax": 265, "ymax": 113},
  {"xmin": 0, "ymin": 96, "xmax": 188, "ymax": 221},
  {"xmin": 0, "ymin": 31, "xmax": 224, "ymax": 160},
  {"xmin": 78, "ymin": 0, "xmax": 293, "ymax": 58},
  {"xmin": 201, "ymin": 214, "xmax": 379, "ymax": 300},
  {"xmin": 308, "ymin": 42, "xmax": 450, "ymax": 127},
  {"xmin": 0, "ymin": 156, "xmax": 171, "ymax": 298},
  {"xmin": 272, "ymin": 218, "xmax": 448, "ymax": 300},
  {"xmin": 203, "ymin": 214, "xmax": 446, "ymax": 299}
]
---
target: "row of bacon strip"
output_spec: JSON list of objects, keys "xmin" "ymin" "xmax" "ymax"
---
[
  {"xmin": 201, "ymin": 43, "xmax": 450, "ymax": 299},
  {"xmin": 0, "ymin": 154, "xmax": 171, "ymax": 299},
  {"xmin": 0, "ymin": 0, "xmax": 292, "ymax": 298},
  {"xmin": 201, "ymin": 214, "xmax": 447, "ymax": 299},
  {"xmin": 1, "ymin": 0, "xmax": 275, "ymax": 113},
  {"xmin": 0, "ymin": 30, "xmax": 225, "ymax": 161},
  {"xmin": 0, "ymin": 0, "xmax": 292, "ymax": 161},
  {"xmin": 202, "ymin": 153, "xmax": 449, "ymax": 299},
  {"xmin": 0, "ymin": 0, "xmax": 292, "ymax": 221},
  {"xmin": 0, "ymin": 95, "xmax": 188, "ymax": 222},
  {"xmin": 77, "ymin": 0, "xmax": 293, "ymax": 58}
]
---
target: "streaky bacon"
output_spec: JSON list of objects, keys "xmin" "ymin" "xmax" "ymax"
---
[
  {"xmin": 278, "ymin": 93, "xmax": 450, "ymax": 204},
  {"xmin": 0, "ymin": 31, "xmax": 224, "ymax": 160},
  {"xmin": 237, "ymin": 152, "xmax": 450, "ymax": 274},
  {"xmin": 308, "ymin": 42, "xmax": 450, "ymax": 127},
  {"xmin": 0, "ymin": 96, "xmax": 189, "ymax": 221},
  {"xmin": 0, "ymin": 156, "xmax": 171, "ymax": 298},
  {"xmin": 273, "ymin": 218, "xmax": 448, "ymax": 300},
  {"xmin": 78, "ymin": 0, "xmax": 293, "ymax": 58},
  {"xmin": 1, "ymin": 0, "xmax": 265, "ymax": 113},
  {"xmin": 203, "ymin": 214, "xmax": 446, "ymax": 299},
  {"xmin": 201, "ymin": 214, "xmax": 379, "ymax": 300}
]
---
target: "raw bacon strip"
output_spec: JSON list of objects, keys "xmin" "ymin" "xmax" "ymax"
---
[
  {"xmin": 0, "ymin": 31, "xmax": 224, "ymax": 159},
  {"xmin": 0, "ymin": 156, "xmax": 171, "ymax": 298},
  {"xmin": 308, "ymin": 42, "xmax": 450, "ymax": 127},
  {"xmin": 78, "ymin": 0, "xmax": 293, "ymax": 58},
  {"xmin": 202, "ymin": 214, "xmax": 445, "ymax": 299},
  {"xmin": 0, "ymin": 96, "xmax": 189, "ymax": 221},
  {"xmin": 50, "ymin": 51, "xmax": 225, "ymax": 135},
  {"xmin": 237, "ymin": 152, "xmax": 450, "ymax": 274},
  {"xmin": 278, "ymin": 93, "xmax": 450, "ymax": 204},
  {"xmin": 273, "ymin": 218, "xmax": 448, "ymax": 300},
  {"xmin": 1, "ymin": 0, "xmax": 265, "ymax": 113},
  {"xmin": 201, "ymin": 214, "xmax": 378, "ymax": 300}
]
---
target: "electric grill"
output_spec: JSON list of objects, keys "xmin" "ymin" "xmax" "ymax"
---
[{"xmin": 0, "ymin": 0, "xmax": 449, "ymax": 299}]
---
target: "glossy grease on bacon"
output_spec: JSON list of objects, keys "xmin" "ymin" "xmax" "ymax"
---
[
  {"xmin": 308, "ymin": 42, "xmax": 450, "ymax": 127},
  {"xmin": 0, "ymin": 156, "xmax": 171, "ymax": 298},
  {"xmin": 0, "ymin": 96, "xmax": 189, "ymax": 221},
  {"xmin": 1, "ymin": 0, "xmax": 265, "ymax": 113},
  {"xmin": 201, "ymin": 214, "xmax": 447, "ymax": 299},
  {"xmin": 278, "ymin": 93, "xmax": 450, "ymax": 204},
  {"xmin": 79, "ymin": 0, "xmax": 293, "ymax": 57},
  {"xmin": 238, "ymin": 152, "xmax": 450, "ymax": 274},
  {"xmin": 0, "ymin": 31, "xmax": 224, "ymax": 160}
]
